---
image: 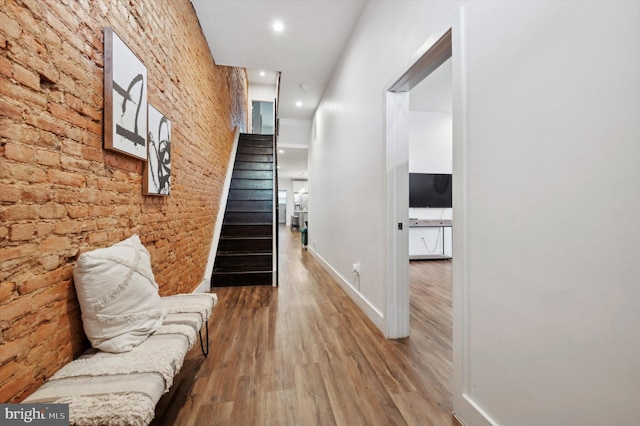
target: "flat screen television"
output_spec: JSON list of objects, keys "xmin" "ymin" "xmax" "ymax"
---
[{"xmin": 409, "ymin": 173, "xmax": 452, "ymax": 208}]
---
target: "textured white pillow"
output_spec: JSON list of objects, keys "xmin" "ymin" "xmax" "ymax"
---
[{"xmin": 73, "ymin": 235, "xmax": 166, "ymax": 353}]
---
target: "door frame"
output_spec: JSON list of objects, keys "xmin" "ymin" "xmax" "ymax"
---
[
  {"xmin": 385, "ymin": 22, "xmax": 455, "ymax": 339},
  {"xmin": 384, "ymin": 7, "xmax": 486, "ymax": 425}
]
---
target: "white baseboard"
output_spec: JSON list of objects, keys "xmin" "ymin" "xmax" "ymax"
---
[
  {"xmin": 454, "ymin": 393, "xmax": 496, "ymax": 426},
  {"xmin": 307, "ymin": 247, "xmax": 385, "ymax": 334},
  {"xmin": 193, "ymin": 280, "xmax": 209, "ymax": 294}
]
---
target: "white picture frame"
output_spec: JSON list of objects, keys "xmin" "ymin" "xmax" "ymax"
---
[
  {"xmin": 104, "ymin": 27, "xmax": 147, "ymax": 160},
  {"xmin": 143, "ymin": 105, "xmax": 171, "ymax": 196}
]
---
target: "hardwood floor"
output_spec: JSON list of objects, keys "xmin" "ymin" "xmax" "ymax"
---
[{"xmin": 153, "ymin": 226, "xmax": 454, "ymax": 425}]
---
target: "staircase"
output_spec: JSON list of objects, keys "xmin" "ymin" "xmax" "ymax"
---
[{"xmin": 211, "ymin": 133, "xmax": 275, "ymax": 287}]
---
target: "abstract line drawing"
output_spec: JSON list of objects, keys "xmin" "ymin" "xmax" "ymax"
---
[
  {"xmin": 144, "ymin": 105, "xmax": 171, "ymax": 196},
  {"xmin": 104, "ymin": 27, "xmax": 147, "ymax": 160}
]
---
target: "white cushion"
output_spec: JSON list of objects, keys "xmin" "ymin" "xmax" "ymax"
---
[{"xmin": 73, "ymin": 235, "xmax": 166, "ymax": 353}]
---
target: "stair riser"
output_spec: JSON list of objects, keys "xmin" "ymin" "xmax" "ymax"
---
[
  {"xmin": 218, "ymin": 238, "xmax": 272, "ymax": 253},
  {"xmin": 237, "ymin": 147, "xmax": 273, "ymax": 155},
  {"xmin": 232, "ymin": 170, "xmax": 273, "ymax": 180},
  {"xmin": 226, "ymin": 200, "xmax": 272, "ymax": 212},
  {"xmin": 230, "ymin": 179, "xmax": 273, "ymax": 190},
  {"xmin": 221, "ymin": 224, "xmax": 272, "ymax": 237},
  {"xmin": 228, "ymin": 189, "xmax": 273, "ymax": 201},
  {"xmin": 211, "ymin": 272, "xmax": 272, "ymax": 287},
  {"xmin": 233, "ymin": 162, "xmax": 273, "ymax": 171},
  {"xmin": 236, "ymin": 154, "xmax": 273, "ymax": 163},
  {"xmin": 224, "ymin": 212, "xmax": 273, "ymax": 223},
  {"xmin": 239, "ymin": 140, "xmax": 272, "ymax": 148},
  {"xmin": 239, "ymin": 134, "xmax": 272, "ymax": 140},
  {"xmin": 215, "ymin": 256, "xmax": 272, "ymax": 269}
]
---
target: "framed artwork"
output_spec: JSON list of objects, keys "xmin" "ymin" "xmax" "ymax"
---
[
  {"xmin": 103, "ymin": 27, "xmax": 147, "ymax": 160},
  {"xmin": 143, "ymin": 105, "xmax": 171, "ymax": 195}
]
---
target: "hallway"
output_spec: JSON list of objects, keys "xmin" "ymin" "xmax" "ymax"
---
[{"xmin": 155, "ymin": 226, "xmax": 454, "ymax": 425}]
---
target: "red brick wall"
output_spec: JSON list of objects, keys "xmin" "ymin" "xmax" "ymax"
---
[{"xmin": 0, "ymin": 0, "xmax": 248, "ymax": 402}]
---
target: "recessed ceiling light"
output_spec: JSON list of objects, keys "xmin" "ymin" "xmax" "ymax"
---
[
  {"xmin": 273, "ymin": 21, "xmax": 284, "ymax": 32},
  {"xmin": 295, "ymin": 101, "xmax": 303, "ymax": 107},
  {"xmin": 260, "ymin": 71, "xmax": 265, "ymax": 76},
  {"xmin": 279, "ymin": 150, "xmax": 284, "ymax": 153}
]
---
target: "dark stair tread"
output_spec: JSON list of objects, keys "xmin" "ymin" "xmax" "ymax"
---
[
  {"xmin": 213, "ymin": 268, "xmax": 273, "ymax": 274},
  {"xmin": 216, "ymin": 252, "xmax": 272, "ymax": 257},
  {"xmin": 218, "ymin": 251, "xmax": 271, "ymax": 256},
  {"xmin": 220, "ymin": 235, "xmax": 272, "ymax": 240},
  {"xmin": 236, "ymin": 154, "xmax": 273, "ymax": 161},
  {"xmin": 225, "ymin": 209, "xmax": 272, "ymax": 213},
  {"xmin": 210, "ymin": 271, "xmax": 272, "ymax": 287},
  {"xmin": 240, "ymin": 135, "xmax": 273, "ymax": 140},
  {"xmin": 233, "ymin": 162, "xmax": 273, "ymax": 171},
  {"xmin": 220, "ymin": 229, "xmax": 272, "ymax": 237},
  {"xmin": 224, "ymin": 212, "xmax": 273, "ymax": 220},
  {"xmin": 230, "ymin": 178, "xmax": 274, "ymax": 181},
  {"xmin": 211, "ymin": 269, "xmax": 272, "ymax": 273},
  {"xmin": 238, "ymin": 139, "xmax": 272, "ymax": 146},
  {"xmin": 221, "ymin": 223, "xmax": 272, "ymax": 226},
  {"xmin": 229, "ymin": 182, "xmax": 274, "ymax": 190},
  {"xmin": 222, "ymin": 222, "xmax": 273, "ymax": 231},
  {"xmin": 237, "ymin": 148, "xmax": 273, "ymax": 155},
  {"xmin": 232, "ymin": 171, "xmax": 274, "ymax": 179},
  {"xmin": 214, "ymin": 260, "xmax": 272, "ymax": 269}
]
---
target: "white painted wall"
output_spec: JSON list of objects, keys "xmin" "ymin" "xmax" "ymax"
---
[
  {"xmin": 279, "ymin": 118, "xmax": 311, "ymax": 148},
  {"xmin": 248, "ymin": 83, "xmax": 276, "ymax": 102},
  {"xmin": 409, "ymin": 111, "xmax": 452, "ymax": 173},
  {"xmin": 310, "ymin": 1, "xmax": 640, "ymax": 425},
  {"xmin": 409, "ymin": 111, "xmax": 453, "ymax": 256}
]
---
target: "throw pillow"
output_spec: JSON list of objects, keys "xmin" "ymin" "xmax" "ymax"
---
[{"xmin": 73, "ymin": 234, "xmax": 166, "ymax": 353}]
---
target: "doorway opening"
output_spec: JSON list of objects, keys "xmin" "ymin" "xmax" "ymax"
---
[
  {"xmin": 278, "ymin": 190, "xmax": 287, "ymax": 224},
  {"xmin": 406, "ymin": 51, "xmax": 453, "ymax": 392},
  {"xmin": 385, "ymin": 28, "xmax": 453, "ymax": 339},
  {"xmin": 251, "ymin": 101, "xmax": 274, "ymax": 135}
]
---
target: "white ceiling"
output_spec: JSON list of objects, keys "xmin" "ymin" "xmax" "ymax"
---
[
  {"xmin": 191, "ymin": 0, "xmax": 366, "ymax": 122},
  {"xmin": 277, "ymin": 147, "xmax": 308, "ymax": 180},
  {"xmin": 190, "ymin": 1, "xmax": 451, "ymax": 181}
]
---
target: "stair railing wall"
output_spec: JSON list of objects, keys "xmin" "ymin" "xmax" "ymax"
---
[
  {"xmin": 273, "ymin": 71, "xmax": 281, "ymax": 287},
  {"xmin": 204, "ymin": 127, "xmax": 241, "ymax": 290}
]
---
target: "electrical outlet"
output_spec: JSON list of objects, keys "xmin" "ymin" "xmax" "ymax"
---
[{"xmin": 352, "ymin": 263, "xmax": 360, "ymax": 274}]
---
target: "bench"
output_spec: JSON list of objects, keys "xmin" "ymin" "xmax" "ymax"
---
[{"xmin": 23, "ymin": 292, "xmax": 217, "ymax": 426}]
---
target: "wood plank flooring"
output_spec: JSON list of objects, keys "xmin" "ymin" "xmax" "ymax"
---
[{"xmin": 153, "ymin": 226, "xmax": 454, "ymax": 426}]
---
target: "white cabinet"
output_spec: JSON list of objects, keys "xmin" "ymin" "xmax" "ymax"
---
[{"xmin": 408, "ymin": 219, "xmax": 452, "ymax": 260}]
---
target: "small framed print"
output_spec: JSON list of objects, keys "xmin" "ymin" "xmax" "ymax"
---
[
  {"xmin": 104, "ymin": 27, "xmax": 147, "ymax": 160},
  {"xmin": 144, "ymin": 105, "xmax": 171, "ymax": 196}
]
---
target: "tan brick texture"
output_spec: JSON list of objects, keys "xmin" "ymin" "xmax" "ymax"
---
[{"xmin": 0, "ymin": 0, "xmax": 248, "ymax": 402}]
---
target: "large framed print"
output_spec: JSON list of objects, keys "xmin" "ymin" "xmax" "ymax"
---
[
  {"xmin": 144, "ymin": 105, "xmax": 171, "ymax": 196},
  {"xmin": 103, "ymin": 27, "xmax": 147, "ymax": 160}
]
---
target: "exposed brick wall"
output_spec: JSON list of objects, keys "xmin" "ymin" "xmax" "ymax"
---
[{"xmin": 0, "ymin": 0, "xmax": 248, "ymax": 402}]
